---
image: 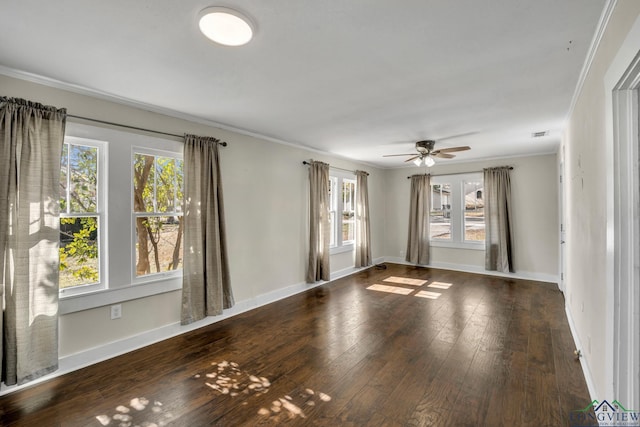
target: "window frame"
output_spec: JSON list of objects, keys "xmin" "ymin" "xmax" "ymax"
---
[
  {"xmin": 429, "ymin": 172, "xmax": 485, "ymax": 250},
  {"xmin": 59, "ymin": 136, "xmax": 108, "ymax": 298},
  {"xmin": 131, "ymin": 146, "xmax": 184, "ymax": 284},
  {"xmin": 329, "ymin": 170, "xmax": 356, "ymax": 255}
]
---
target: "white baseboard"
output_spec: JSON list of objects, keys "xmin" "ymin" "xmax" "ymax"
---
[
  {"xmin": 383, "ymin": 257, "xmax": 559, "ymax": 284},
  {"xmin": 0, "ymin": 261, "xmax": 381, "ymax": 397},
  {"xmin": 565, "ymin": 304, "xmax": 598, "ymax": 403}
]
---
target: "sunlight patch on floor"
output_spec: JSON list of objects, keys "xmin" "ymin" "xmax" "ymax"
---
[
  {"xmin": 415, "ymin": 290, "xmax": 442, "ymax": 299},
  {"xmin": 367, "ymin": 284, "xmax": 414, "ymax": 295},
  {"xmin": 197, "ymin": 360, "xmax": 331, "ymax": 421},
  {"xmin": 197, "ymin": 360, "xmax": 270, "ymax": 397},
  {"xmin": 258, "ymin": 388, "xmax": 332, "ymax": 421},
  {"xmin": 383, "ymin": 276, "xmax": 427, "ymax": 286},
  {"xmin": 95, "ymin": 397, "xmax": 171, "ymax": 426},
  {"xmin": 428, "ymin": 282, "xmax": 452, "ymax": 290}
]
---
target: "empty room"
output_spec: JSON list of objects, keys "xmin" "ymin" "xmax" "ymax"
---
[{"xmin": 1, "ymin": 1, "xmax": 639, "ymax": 426}]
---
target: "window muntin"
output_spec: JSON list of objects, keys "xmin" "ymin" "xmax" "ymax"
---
[
  {"xmin": 133, "ymin": 150, "xmax": 184, "ymax": 279},
  {"xmin": 59, "ymin": 138, "xmax": 106, "ymax": 294},
  {"xmin": 429, "ymin": 173, "xmax": 484, "ymax": 248}
]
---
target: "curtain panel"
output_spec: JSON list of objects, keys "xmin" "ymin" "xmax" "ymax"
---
[
  {"xmin": 0, "ymin": 97, "xmax": 66, "ymax": 385},
  {"xmin": 484, "ymin": 166, "xmax": 514, "ymax": 272},
  {"xmin": 181, "ymin": 134, "xmax": 233, "ymax": 325},
  {"xmin": 306, "ymin": 161, "xmax": 330, "ymax": 283},
  {"xmin": 406, "ymin": 174, "xmax": 431, "ymax": 265},
  {"xmin": 355, "ymin": 170, "xmax": 372, "ymax": 268}
]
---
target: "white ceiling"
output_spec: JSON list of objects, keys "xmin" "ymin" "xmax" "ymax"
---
[{"xmin": 0, "ymin": 0, "xmax": 606, "ymax": 168}]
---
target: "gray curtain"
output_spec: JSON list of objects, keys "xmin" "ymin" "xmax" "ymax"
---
[
  {"xmin": 306, "ymin": 161, "xmax": 330, "ymax": 283},
  {"xmin": 355, "ymin": 170, "xmax": 372, "ymax": 268},
  {"xmin": 406, "ymin": 174, "xmax": 430, "ymax": 265},
  {"xmin": 484, "ymin": 166, "xmax": 514, "ymax": 272},
  {"xmin": 181, "ymin": 134, "xmax": 233, "ymax": 325},
  {"xmin": 0, "ymin": 97, "xmax": 66, "ymax": 386}
]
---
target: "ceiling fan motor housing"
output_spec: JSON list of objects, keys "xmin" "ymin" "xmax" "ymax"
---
[{"xmin": 416, "ymin": 140, "xmax": 436, "ymax": 154}]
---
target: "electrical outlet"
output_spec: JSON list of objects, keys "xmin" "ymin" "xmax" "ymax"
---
[
  {"xmin": 110, "ymin": 304, "xmax": 122, "ymax": 320},
  {"xmin": 400, "ymin": 250, "xmax": 405, "ymax": 257}
]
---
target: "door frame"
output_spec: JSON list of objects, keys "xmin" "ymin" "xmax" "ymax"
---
[{"xmin": 605, "ymin": 36, "xmax": 640, "ymax": 408}]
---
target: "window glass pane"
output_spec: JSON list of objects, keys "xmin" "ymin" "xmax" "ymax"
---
[
  {"xmin": 134, "ymin": 153, "xmax": 156, "ymax": 213},
  {"xmin": 156, "ymin": 157, "xmax": 176, "ymax": 212},
  {"xmin": 59, "ymin": 216, "xmax": 99, "ymax": 288},
  {"xmin": 175, "ymin": 159, "xmax": 184, "ymax": 212},
  {"xmin": 464, "ymin": 181, "xmax": 485, "ymax": 241},
  {"xmin": 342, "ymin": 211, "xmax": 354, "ymax": 242},
  {"xmin": 342, "ymin": 180, "xmax": 355, "ymax": 243},
  {"xmin": 60, "ymin": 143, "xmax": 68, "ymax": 212},
  {"xmin": 329, "ymin": 177, "xmax": 337, "ymax": 246},
  {"xmin": 69, "ymin": 145, "xmax": 98, "ymax": 213},
  {"xmin": 430, "ymin": 183, "xmax": 452, "ymax": 239},
  {"xmin": 135, "ymin": 216, "xmax": 183, "ymax": 277}
]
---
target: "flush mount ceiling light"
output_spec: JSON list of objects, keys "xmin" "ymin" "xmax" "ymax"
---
[{"xmin": 198, "ymin": 7, "xmax": 254, "ymax": 46}]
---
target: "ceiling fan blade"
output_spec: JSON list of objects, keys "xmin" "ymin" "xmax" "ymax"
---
[
  {"xmin": 404, "ymin": 155, "xmax": 420, "ymax": 163},
  {"xmin": 383, "ymin": 153, "xmax": 418, "ymax": 157},
  {"xmin": 434, "ymin": 146, "xmax": 471, "ymax": 154},
  {"xmin": 434, "ymin": 152, "xmax": 455, "ymax": 159}
]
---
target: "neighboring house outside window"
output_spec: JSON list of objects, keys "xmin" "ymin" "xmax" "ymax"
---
[{"xmin": 430, "ymin": 173, "xmax": 484, "ymax": 249}]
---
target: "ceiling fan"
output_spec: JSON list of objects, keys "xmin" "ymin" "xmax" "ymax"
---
[{"xmin": 383, "ymin": 139, "xmax": 471, "ymax": 166}]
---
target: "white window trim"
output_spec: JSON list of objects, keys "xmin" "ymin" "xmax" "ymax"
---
[
  {"xmin": 329, "ymin": 169, "xmax": 356, "ymax": 255},
  {"xmin": 59, "ymin": 136, "xmax": 109, "ymax": 298},
  {"xmin": 430, "ymin": 172, "xmax": 485, "ymax": 251},
  {"xmin": 57, "ymin": 122, "xmax": 184, "ymax": 315},
  {"xmin": 131, "ymin": 146, "xmax": 184, "ymax": 285}
]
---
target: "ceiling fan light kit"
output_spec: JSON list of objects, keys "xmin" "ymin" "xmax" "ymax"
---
[{"xmin": 383, "ymin": 138, "xmax": 471, "ymax": 167}]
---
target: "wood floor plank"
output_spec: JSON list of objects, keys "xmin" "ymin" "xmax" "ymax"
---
[{"xmin": 0, "ymin": 264, "xmax": 593, "ymax": 426}]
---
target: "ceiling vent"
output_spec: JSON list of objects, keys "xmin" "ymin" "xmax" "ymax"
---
[{"xmin": 531, "ymin": 131, "xmax": 549, "ymax": 138}]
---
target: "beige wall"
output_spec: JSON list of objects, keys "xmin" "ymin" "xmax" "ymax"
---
[
  {"xmin": 1, "ymin": 73, "xmax": 386, "ymax": 357},
  {"xmin": 384, "ymin": 153, "xmax": 559, "ymax": 279},
  {"xmin": 563, "ymin": 0, "xmax": 640, "ymax": 400},
  {"xmin": 3, "ymin": 62, "xmax": 562, "ymax": 364}
]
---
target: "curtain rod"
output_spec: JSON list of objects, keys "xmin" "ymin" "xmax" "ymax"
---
[
  {"xmin": 67, "ymin": 114, "xmax": 228, "ymax": 146},
  {"xmin": 302, "ymin": 160, "xmax": 369, "ymax": 176},
  {"xmin": 407, "ymin": 167, "xmax": 513, "ymax": 179}
]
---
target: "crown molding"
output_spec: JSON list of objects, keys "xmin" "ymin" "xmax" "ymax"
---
[
  {"xmin": 565, "ymin": 0, "xmax": 618, "ymax": 122},
  {"xmin": 0, "ymin": 65, "xmax": 380, "ymax": 171}
]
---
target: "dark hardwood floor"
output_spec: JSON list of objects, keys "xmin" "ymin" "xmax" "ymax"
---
[{"xmin": 0, "ymin": 264, "xmax": 595, "ymax": 426}]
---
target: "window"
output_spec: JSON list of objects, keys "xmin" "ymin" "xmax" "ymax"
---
[
  {"xmin": 133, "ymin": 149, "xmax": 184, "ymax": 280},
  {"xmin": 59, "ymin": 137, "xmax": 106, "ymax": 295},
  {"xmin": 430, "ymin": 183, "xmax": 452, "ymax": 240},
  {"xmin": 430, "ymin": 173, "xmax": 484, "ymax": 249},
  {"xmin": 329, "ymin": 171, "xmax": 356, "ymax": 253}
]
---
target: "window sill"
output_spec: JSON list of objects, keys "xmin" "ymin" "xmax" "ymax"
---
[
  {"xmin": 330, "ymin": 243, "xmax": 354, "ymax": 255},
  {"xmin": 59, "ymin": 277, "xmax": 182, "ymax": 315},
  {"xmin": 429, "ymin": 240, "xmax": 485, "ymax": 251}
]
